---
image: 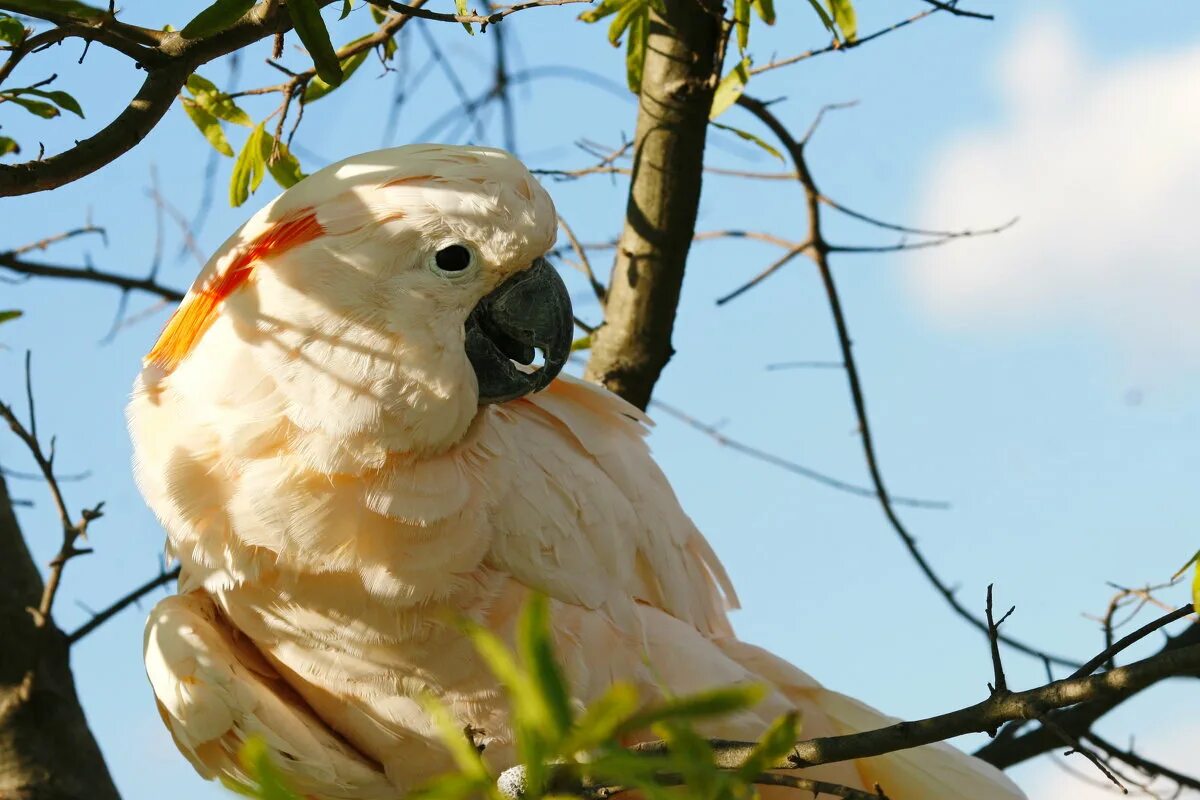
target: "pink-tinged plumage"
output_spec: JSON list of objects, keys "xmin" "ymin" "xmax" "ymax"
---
[{"xmin": 130, "ymin": 144, "xmax": 1024, "ymax": 799}]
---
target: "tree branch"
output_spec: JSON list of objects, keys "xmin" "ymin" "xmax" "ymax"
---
[
  {"xmin": 0, "ymin": 0, "xmax": 558, "ymax": 196},
  {"xmin": 583, "ymin": 0, "xmax": 725, "ymax": 409}
]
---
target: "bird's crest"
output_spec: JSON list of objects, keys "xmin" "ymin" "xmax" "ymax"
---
[{"xmin": 145, "ymin": 209, "xmax": 324, "ymax": 375}]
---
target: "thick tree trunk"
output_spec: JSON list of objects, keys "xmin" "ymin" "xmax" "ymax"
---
[
  {"xmin": 0, "ymin": 475, "xmax": 121, "ymax": 800},
  {"xmin": 583, "ymin": 0, "xmax": 724, "ymax": 410}
]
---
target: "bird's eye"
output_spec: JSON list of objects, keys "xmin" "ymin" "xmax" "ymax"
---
[{"xmin": 434, "ymin": 244, "xmax": 473, "ymax": 273}]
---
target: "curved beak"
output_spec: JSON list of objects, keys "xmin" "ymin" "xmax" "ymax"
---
[{"xmin": 465, "ymin": 258, "xmax": 573, "ymax": 404}]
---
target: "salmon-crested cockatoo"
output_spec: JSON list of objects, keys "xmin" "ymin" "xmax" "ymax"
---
[{"xmin": 130, "ymin": 144, "xmax": 1023, "ymax": 800}]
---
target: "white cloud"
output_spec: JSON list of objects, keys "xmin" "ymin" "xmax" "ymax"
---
[{"xmin": 906, "ymin": 14, "xmax": 1200, "ymax": 371}]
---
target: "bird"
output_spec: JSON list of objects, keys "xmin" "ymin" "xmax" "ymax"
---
[{"xmin": 130, "ymin": 143, "xmax": 1024, "ymax": 800}]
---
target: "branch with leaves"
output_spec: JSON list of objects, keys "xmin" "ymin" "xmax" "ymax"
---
[{"xmin": 0, "ymin": 0, "xmax": 571, "ymax": 197}]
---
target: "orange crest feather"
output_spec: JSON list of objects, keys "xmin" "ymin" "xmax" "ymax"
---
[{"xmin": 145, "ymin": 210, "xmax": 324, "ymax": 375}]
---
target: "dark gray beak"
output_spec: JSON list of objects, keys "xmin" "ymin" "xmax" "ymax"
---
[{"xmin": 465, "ymin": 258, "xmax": 573, "ymax": 404}]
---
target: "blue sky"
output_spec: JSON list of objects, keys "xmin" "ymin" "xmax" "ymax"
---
[{"xmin": 2, "ymin": 2, "xmax": 1197, "ymax": 798}]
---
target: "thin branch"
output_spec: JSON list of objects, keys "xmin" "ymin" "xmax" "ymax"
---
[
  {"xmin": 785, "ymin": 640, "xmax": 1200, "ymax": 770},
  {"xmin": 0, "ymin": 251, "xmax": 184, "ymax": 300},
  {"xmin": 734, "ymin": 92, "xmax": 1080, "ymax": 669},
  {"xmin": 985, "ymin": 584, "xmax": 1015, "ymax": 698},
  {"xmin": 367, "ymin": 0, "xmax": 588, "ymax": 29},
  {"xmin": 1085, "ymin": 731, "xmax": 1200, "ymax": 793},
  {"xmin": 67, "ymin": 563, "xmax": 180, "ymax": 644},
  {"xmin": 715, "ymin": 241, "xmax": 812, "ymax": 305},
  {"xmin": 821, "ymin": 195, "xmax": 1017, "ymax": 240},
  {"xmin": 1039, "ymin": 716, "xmax": 1128, "ymax": 794},
  {"xmin": 649, "ymin": 398, "xmax": 948, "ymax": 510},
  {"xmin": 749, "ymin": 8, "xmax": 937, "ymax": 77},
  {"xmin": 0, "ymin": 353, "xmax": 103, "ymax": 625},
  {"xmin": 502, "ymin": 764, "xmax": 887, "ymax": 800},
  {"xmin": 975, "ymin": 618, "xmax": 1200, "ymax": 768},
  {"xmin": 916, "ymin": 0, "xmax": 994, "ymax": 20},
  {"xmin": 1069, "ymin": 606, "xmax": 1196, "ymax": 681},
  {"xmin": 6, "ymin": 223, "xmax": 106, "ymax": 256},
  {"xmin": 558, "ymin": 215, "xmax": 606, "ymax": 304}
]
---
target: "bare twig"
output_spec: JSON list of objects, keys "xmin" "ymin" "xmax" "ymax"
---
[
  {"xmin": 1070, "ymin": 605, "xmax": 1196, "ymax": 681},
  {"xmin": 985, "ymin": 584, "xmax": 1015, "ymax": 698},
  {"xmin": 650, "ymin": 398, "xmax": 948, "ymax": 510},
  {"xmin": 67, "ymin": 563, "xmax": 181, "ymax": 644},
  {"xmin": 558, "ymin": 216, "xmax": 606, "ymax": 303},
  {"xmin": 6, "ymin": 224, "xmax": 106, "ymax": 256},
  {"xmin": 734, "ymin": 93, "xmax": 1080, "ymax": 669},
  {"xmin": 0, "ymin": 353, "xmax": 103, "ymax": 625},
  {"xmin": 1085, "ymin": 731, "xmax": 1200, "ymax": 793},
  {"xmin": 1039, "ymin": 716, "xmax": 1128, "ymax": 794},
  {"xmin": 975, "ymin": 620, "xmax": 1200, "ymax": 768},
  {"xmin": 916, "ymin": 0, "xmax": 994, "ymax": 20},
  {"xmin": 715, "ymin": 241, "xmax": 812, "ymax": 305},
  {"xmin": 0, "ymin": 251, "xmax": 184, "ymax": 301},
  {"xmin": 367, "ymin": 0, "xmax": 588, "ymax": 29}
]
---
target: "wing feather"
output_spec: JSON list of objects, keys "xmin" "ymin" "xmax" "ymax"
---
[{"xmin": 483, "ymin": 375, "xmax": 735, "ymax": 637}]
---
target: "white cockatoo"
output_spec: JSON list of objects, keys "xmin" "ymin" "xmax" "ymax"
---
[{"xmin": 130, "ymin": 144, "xmax": 1023, "ymax": 800}]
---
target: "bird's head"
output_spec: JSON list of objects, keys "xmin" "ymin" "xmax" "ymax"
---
[{"xmin": 138, "ymin": 144, "xmax": 572, "ymax": 452}]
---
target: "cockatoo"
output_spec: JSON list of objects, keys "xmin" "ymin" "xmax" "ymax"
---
[{"xmin": 130, "ymin": 144, "xmax": 1023, "ymax": 800}]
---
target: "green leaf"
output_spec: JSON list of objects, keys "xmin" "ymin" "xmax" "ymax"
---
[
  {"xmin": 710, "ymin": 57, "xmax": 749, "ymax": 120},
  {"xmin": 751, "ymin": 0, "xmax": 775, "ymax": 25},
  {"xmin": 0, "ymin": 15, "xmax": 26, "ymax": 45},
  {"xmin": 3, "ymin": 95, "xmax": 59, "ymax": 118},
  {"xmin": 622, "ymin": 2, "xmax": 648, "ymax": 93},
  {"xmin": 301, "ymin": 43, "xmax": 370, "ymax": 103},
  {"xmin": 0, "ymin": 136, "xmax": 18, "ymax": 156},
  {"xmin": 0, "ymin": 310, "xmax": 23, "ymax": 325},
  {"xmin": 340, "ymin": 0, "xmax": 352, "ymax": 18},
  {"xmin": 579, "ymin": 0, "xmax": 625, "ymax": 24},
  {"xmin": 606, "ymin": 0, "xmax": 642, "ymax": 46},
  {"xmin": 185, "ymin": 73, "xmax": 220, "ymax": 95},
  {"xmin": 710, "ymin": 120, "xmax": 784, "ymax": 161},
  {"xmin": 560, "ymin": 682, "xmax": 639, "ymax": 752},
  {"xmin": 1194, "ymin": 563, "xmax": 1199, "ymax": 615},
  {"xmin": 259, "ymin": 131, "xmax": 305, "ymax": 189},
  {"xmin": 238, "ymin": 738, "xmax": 302, "ymax": 800},
  {"xmin": 569, "ymin": 334, "xmax": 592, "ymax": 352},
  {"xmin": 187, "ymin": 73, "xmax": 253, "ymax": 126},
  {"xmin": 181, "ymin": 98, "xmax": 233, "ymax": 156},
  {"xmin": 827, "ymin": 0, "xmax": 856, "ymax": 42},
  {"xmin": 1, "ymin": 0, "xmax": 105, "ymax": 22},
  {"xmin": 418, "ymin": 696, "xmax": 492, "ymax": 780},
  {"xmin": 8, "ymin": 87, "xmax": 83, "ymax": 118},
  {"xmin": 1172, "ymin": 550, "xmax": 1200, "ymax": 612},
  {"xmin": 181, "ymin": 0, "xmax": 257, "ymax": 39},
  {"xmin": 737, "ymin": 711, "xmax": 799, "ymax": 782},
  {"xmin": 230, "ymin": 123, "xmax": 267, "ymax": 207},
  {"xmin": 805, "ymin": 0, "xmax": 833, "ymax": 33},
  {"xmin": 287, "ymin": 0, "xmax": 343, "ymax": 87},
  {"xmin": 516, "ymin": 594, "xmax": 573, "ymax": 738},
  {"xmin": 733, "ymin": 0, "xmax": 749, "ymax": 52},
  {"xmin": 620, "ymin": 684, "xmax": 765, "ymax": 734},
  {"xmin": 369, "ymin": 4, "xmax": 388, "ymax": 23},
  {"xmin": 454, "ymin": 0, "xmax": 473, "ymax": 35}
]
